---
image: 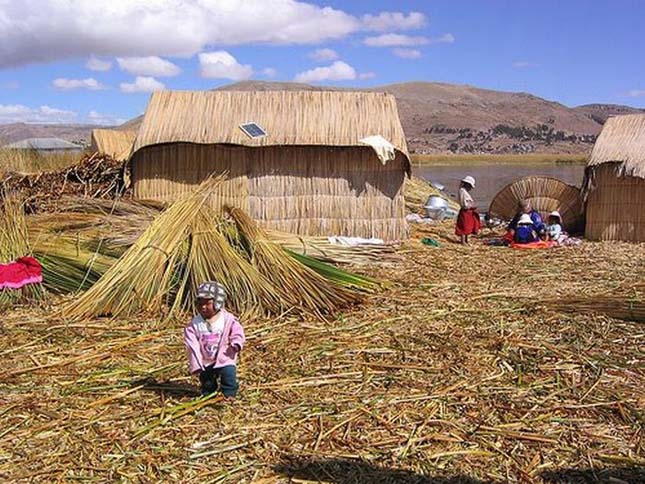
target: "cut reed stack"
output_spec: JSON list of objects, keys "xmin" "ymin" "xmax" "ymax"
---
[
  {"xmin": 0, "ymin": 192, "xmax": 45, "ymax": 306},
  {"xmin": 582, "ymin": 114, "xmax": 645, "ymax": 242},
  {"xmin": 61, "ymin": 176, "xmax": 376, "ymax": 321},
  {"xmin": 403, "ymin": 175, "xmax": 459, "ymax": 214}
]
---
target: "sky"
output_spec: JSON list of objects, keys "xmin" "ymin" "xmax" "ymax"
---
[{"xmin": 0, "ymin": 0, "xmax": 643, "ymax": 126}]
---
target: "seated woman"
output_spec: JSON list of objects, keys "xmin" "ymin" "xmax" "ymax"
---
[
  {"xmin": 514, "ymin": 214, "xmax": 539, "ymax": 244},
  {"xmin": 507, "ymin": 199, "xmax": 546, "ymax": 241}
]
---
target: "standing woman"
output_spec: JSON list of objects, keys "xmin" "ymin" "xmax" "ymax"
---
[{"xmin": 455, "ymin": 176, "xmax": 480, "ymax": 244}]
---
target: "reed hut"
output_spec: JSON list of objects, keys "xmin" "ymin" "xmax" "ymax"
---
[
  {"xmin": 583, "ymin": 114, "xmax": 645, "ymax": 242},
  {"xmin": 129, "ymin": 90, "xmax": 410, "ymax": 240},
  {"xmin": 489, "ymin": 176, "xmax": 584, "ymax": 232},
  {"xmin": 90, "ymin": 129, "xmax": 136, "ymax": 161}
]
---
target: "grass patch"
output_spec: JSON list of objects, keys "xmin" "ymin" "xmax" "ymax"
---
[
  {"xmin": 411, "ymin": 153, "xmax": 588, "ymax": 165},
  {"xmin": 0, "ymin": 149, "xmax": 84, "ymax": 174}
]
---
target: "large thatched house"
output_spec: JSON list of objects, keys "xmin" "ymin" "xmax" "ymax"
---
[
  {"xmin": 129, "ymin": 90, "xmax": 410, "ymax": 240},
  {"xmin": 90, "ymin": 129, "xmax": 136, "ymax": 161},
  {"xmin": 583, "ymin": 114, "xmax": 645, "ymax": 242}
]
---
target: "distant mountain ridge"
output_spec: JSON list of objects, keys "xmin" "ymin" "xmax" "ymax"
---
[{"xmin": 2, "ymin": 81, "xmax": 643, "ymax": 154}]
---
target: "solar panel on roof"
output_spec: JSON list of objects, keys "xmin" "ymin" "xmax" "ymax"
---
[{"xmin": 239, "ymin": 122, "xmax": 267, "ymax": 139}]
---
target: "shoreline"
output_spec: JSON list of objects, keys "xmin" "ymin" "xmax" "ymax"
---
[{"xmin": 411, "ymin": 153, "xmax": 588, "ymax": 165}]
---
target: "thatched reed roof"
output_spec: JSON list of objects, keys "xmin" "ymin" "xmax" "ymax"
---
[
  {"xmin": 90, "ymin": 129, "xmax": 136, "ymax": 161},
  {"xmin": 131, "ymin": 90, "xmax": 409, "ymax": 165},
  {"xmin": 488, "ymin": 176, "xmax": 584, "ymax": 232},
  {"xmin": 587, "ymin": 114, "xmax": 645, "ymax": 179}
]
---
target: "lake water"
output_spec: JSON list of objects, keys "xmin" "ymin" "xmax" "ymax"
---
[{"xmin": 413, "ymin": 162, "xmax": 586, "ymax": 211}]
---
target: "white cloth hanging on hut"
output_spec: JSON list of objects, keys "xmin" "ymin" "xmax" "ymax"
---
[{"xmin": 359, "ymin": 135, "xmax": 396, "ymax": 165}]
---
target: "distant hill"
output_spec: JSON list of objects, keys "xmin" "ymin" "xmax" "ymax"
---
[
  {"xmin": 2, "ymin": 81, "xmax": 643, "ymax": 154},
  {"xmin": 573, "ymin": 103, "xmax": 645, "ymax": 125}
]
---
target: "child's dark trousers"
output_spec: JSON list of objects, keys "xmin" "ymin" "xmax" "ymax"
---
[{"xmin": 199, "ymin": 364, "xmax": 238, "ymax": 397}]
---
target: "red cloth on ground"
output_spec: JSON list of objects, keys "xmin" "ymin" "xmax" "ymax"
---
[
  {"xmin": 0, "ymin": 256, "xmax": 43, "ymax": 289},
  {"xmin": 510, "ymin": 240, "xmax": 556, "ymax": 250},
  {"xmin": 502, "ymin": 231, "xmax": 515, "ymax": 243},
  {"xmin": 455, "ymin": 208, "xmax": 481, "ymax": 235}
]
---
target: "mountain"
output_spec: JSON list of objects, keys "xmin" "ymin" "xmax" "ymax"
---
[
  {"xmin": 573, "ymin": 103, "xmax": 645, "ymax": 125},
  {"xmin": 2, "ymin": 81, "xmax": 643, "ymax": 154},
  {"xmin": 214, "ymin": 81, "xmax": 613, "ymax": 154}
]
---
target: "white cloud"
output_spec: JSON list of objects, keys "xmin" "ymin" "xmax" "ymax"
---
[
  {"xmin": 294, "ymin": 61, "xmax": 356, "ymax": 83},
  {"xmin": 627, "ymin": 89, "xmax": 645, "ymax": 97},
  {"xmin": 358, "ymin": 72, "xmax": 376, "ymax": 80},
  {"xmin": 431, "ymin": 33, "xmax": 455, "ymax": 44},
  {"xmin": 120, "ymin": 76, "xmax": 165, "ymax": 93},
  {"xmin": 0, "ymin": 0, "xmax": 366, "ymax": 68},
  {"xmin": 262, "ymin": 67, "xmax": 278, "ymax": 77},
  {"xmin": 117, "ymin": 56, "xmax": 181, "ymax": 77},
  {"xmin": 392, "ymin": 48, "xmax": 422, "ymax": 59},
  {"xmin": 86, "ymin": 110, "xmax": 126, "ymax": 126},
  {"xmin": 363, "ymin": 34, "xmax": 428, "ymax": 47},
  {"xmin": 513, "ymin": 61, "xmax": 537, "ymax": 68},
  {"xmin": 86, "ymin": 55, "xmax": 112, "ymax": 71},
  {"xmin": 361, "ymin": 11, "xmax": 426, "ymax": 31},
  {"xmin": 309, "ymin": 48, "xmax": 339, "ymax": 62},
  {"xmin": 199, "ymin": 51, "xmax": 253, "ymax": 80},
  {"xmin": 52, "ymin": 77, "xmax": 107, "ymax": 90},
  {"xmin": 0, "ymin": 104, "xmax": 77, "ymax": 124}
]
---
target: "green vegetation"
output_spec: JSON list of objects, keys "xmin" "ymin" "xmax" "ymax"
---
[{"xmin": 411, "ymin": 152, "xmax": 588, "ymax": 165}]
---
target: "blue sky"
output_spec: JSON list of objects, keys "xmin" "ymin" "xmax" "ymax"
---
[{"xmin": 0, "ymin": 0, "xmax": 643, "ymax": 126}]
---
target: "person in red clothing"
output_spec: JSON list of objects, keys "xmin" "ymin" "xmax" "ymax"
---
[{"xmin": 455, "ymin": 176, "xmax": 480, "ymax": 244}]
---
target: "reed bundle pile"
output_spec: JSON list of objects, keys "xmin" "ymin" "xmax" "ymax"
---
[
  {"xmin": 404, "ymin": 175, "xmax": 459, "ymax": 214},
  {"xmin": 25, "ymin": 196, "xmax": 398, "ymax": 267},
  {"xmin": 61, "ymin": 176, "xmax": 374, "ymax": 321},
  {"xmin": 1, "ymin": 153, "xmax": 126, "ymax": 212},
  {"xmin": 542, "ymin": 282, "xmax": 644, "ymax": 322},
  {"xmin": 1, "ymin": 223, "xmax": 643, "ymax": 482},
  {"xmin": 0, "ymin": 192, "xmax": 45, "ymax": 306}
]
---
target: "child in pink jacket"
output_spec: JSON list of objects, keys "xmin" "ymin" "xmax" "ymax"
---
[{"xmin": 183, "ymin": 281, "xmax": 245, "ymax": 397}]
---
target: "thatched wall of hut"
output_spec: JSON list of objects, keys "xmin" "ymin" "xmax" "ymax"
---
[
  {"xmin": 585, "ymin": 163, "xmax": 645, "ymax": 241},
  {"xmin": 583, "ymin": 114, "xmax": 645, "ymax": 242},
  {"xmin": 90, "ymin": 129, "xmax": 136, "ymax": 161},
  {"xmin": 133, "ymin": 144, "xmax": 407, "ymax": 240},
  {"xmin": 129, "ymin": 90, "xmax": 410, "ymax": 241}
]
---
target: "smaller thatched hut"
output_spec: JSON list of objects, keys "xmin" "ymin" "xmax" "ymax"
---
[
  {"xmin": 583, "ymin": 114, "xmax": 645, "ymax": 242},
  {"xmin": 90, "ymin": 129, "xmax": 136, "ymax": 161}
]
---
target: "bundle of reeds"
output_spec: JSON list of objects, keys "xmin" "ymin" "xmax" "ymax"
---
[
  {"xmin": 61, "ymin": 177, "xmax": 222, "ymax": 320},
  {"xmin": 0, "ymin": 192, "xmax": 45, "ymax": 306},
  {"xmin": 26, "ymin": 195, "xmax": 398, "ymax": 266},
  {"xmin": 227, "ymin": 206, "xmax": 365, "ymax": 316},
  {"xmin": 61, "ymin": 176, "xmax": 375, "ymax": 321},
  {"xmin": 542, "ymin": 283, "xmax": 644, "ymax": 322},
  {"xmin": 404, "ymin": 175, "xmax": 458, "ymax": 214},
  {"xmin": 267, "ymin": 230, "xmax": 398, "ymax": 266}
]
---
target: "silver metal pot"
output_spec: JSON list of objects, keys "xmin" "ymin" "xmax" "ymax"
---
[{"xmin": 424, "ymin": 196, "xmax": 449, "ymax": 220}]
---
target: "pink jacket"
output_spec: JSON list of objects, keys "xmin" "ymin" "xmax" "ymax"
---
[{"xmin": 183, "ymin": 309, "xmax": 245, "ymax": 374}]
